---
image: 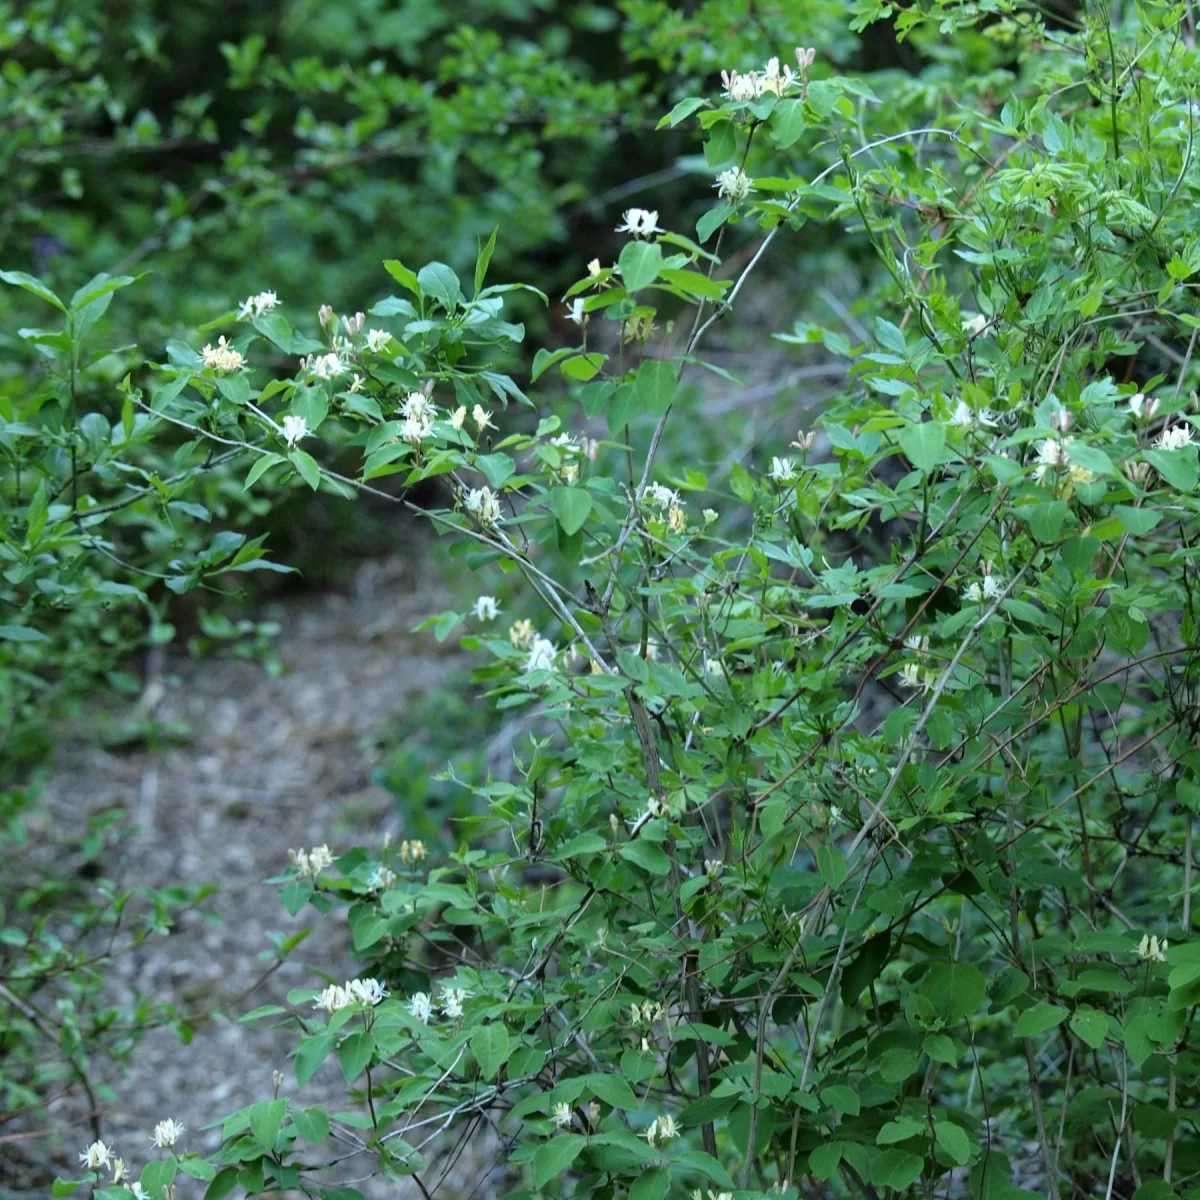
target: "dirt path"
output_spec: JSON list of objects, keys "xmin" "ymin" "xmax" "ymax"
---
[{"xmin": 31, "ymin": 541, "xmax": 498, "ymax": 1197}]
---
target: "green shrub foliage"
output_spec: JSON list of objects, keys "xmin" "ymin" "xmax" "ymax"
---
[{"xmin": 7, "ymin": 1, "xmax": 1200, "ymax": 1198}]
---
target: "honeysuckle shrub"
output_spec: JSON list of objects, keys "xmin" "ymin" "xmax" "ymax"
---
[{"xmin": 12, "ymin": 1, "xmax": 1200, "ymax": 1199}]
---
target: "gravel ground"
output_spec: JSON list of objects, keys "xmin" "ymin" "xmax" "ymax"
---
[{"xmin": 15, "ymin": 542, "xmax": 501, "ymax": 1200}]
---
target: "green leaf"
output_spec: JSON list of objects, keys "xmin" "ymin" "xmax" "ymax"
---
[
  {"xmin": 0, "ymin": 624, "xmax": 49, "ymax": 643},
  {"xmin": 291, "ymin": 1108, "xmax": 330, "ymax": 1143},
  {"xmin": 1146, "ymin": 447, "xmax": 1198, "ymax": 492},
  {"xmin": 417, "ymin": 262, "xmax": 462, "ymax": 312},
  {"xmin": 809, "ymin": 1143, "xmax": 843, "ymax": 1180},
  {"xmin": 560, "ymin": 352, "xmax": 605, "ymax": 382},
  {"xmin": 532, "ymin": 1134, "xmax": 585, "ymax": 1188},
  {"xmin": 178, "ymin": 1159, "xmax": 216, "ymax": 1181},
  {"xmin": 244, "ymin": 453, "xmax": 285, "ymax": 490},
  {"xmin": 140, "ymin": 1158, "xmax": 178, "ymax": 1200},
  {"xmin": 52, "ymin": 1181, "xmax": 81, "ymax": 1197},
  {"xmin": 821, "ymin": 1085, "xmax": 860, "ymax": 1116},
  {"xmin": 658, "ymin": 96, "xmax": 707, "ymax": 128},
  {"xmin": 816, "ymin": 845, "xmax": 847, "ymax": 889},
  {"xmin": 290, "ymin": 449, "xmax": 322, "ymax": 490},
  {"xmin": 1069, "ymin": 1007, "xmax": 1109, "ymax": 1049},
  {"xmin": 619, "ymin": 241, "xmax": 664, "ymax": 293},
  {"xmin": 204, "ymin": 1167, "xmax": 240, "ymax": 1200},
  {"xmin": 672, "ymin": 1151, "xmax": 733, "ymax": 1189},
  {"xmin": 1113, "ymin": 505, "xmax": 1161, "ymax": 535},
  {"xmin": 248, "ymin": 1098, "xmax": 287, "ymax": 1150},
  {"xmin": 635, "ymin": 360, "xmax": 677, "ymax": 416},
  {"xmin": 290, "ymin": 386, "xmax": 328, "ymax": 431},
  {"xmin": 922, "ymin": 962, "xmax": 986, "ymax": 1020},
  {"xmin": 586, "ymin": 1073, "xmax": 638, "ymax": 1110},
  {"xmin": 629, "ymin": 1167, "xmax": 670, "ymax": 1200},
  {"xmin": 339, "ymin": 1031, "xmax": 375, "ymax": 1083},
  {"xmin": 1013, "ymin": 1002, "xmax": 1069, "ymax": 1037},
  {"xmin": 474, "ymin": 226, "xmax": 499, "ymax": 297},
  {"xmin": 870, "ymin": 1149, "xmax": 924, "ymax": 1190},
  {"xmin": 696, "ymin": 203, "xmax": 733, "ymax": 244},
  {"xmin": 0, "ymin": 269, "xmax": 66, "ymax": 312},
  {"xmin": 294, "ymin": 1030, "xmax": 335, "ymax": 1086},
  {"xmin": 550, "ymin": 487, "xmax": 592, "ymax": 536},
  {"xmin": 1023, "ymin": 500, "xmax": 1067, "ymax": 543},
  {"xmin": 770, "ymin": 99, "xmax": 807, "ymax": 148},
  {"xmin": 878, "ymin": 1117, "xmax": 925, "ymax": 1144},
  {"xmin": 475, "ymin": 453, "xmax": 514, "ymax": 488},
  {"xmin": 620, "ymin": 840, "xmax": 671, "ymax": 876},
  {"xmin": 471, "ymin": 1022, "xmax": 511, "ymax": 1081},
  {"xmin": 899, "ymin": 420, "xmax": 945, "ymax": 473},
  {"xmin": 704, "ymin": 121, "xmax": 736, "ymax": 167},
  {"xmin": 923, "ymin": 1034, "xmax": 957, "ymax": 1065},
  {"xmin": 934, "ymin": 1122, "xmax": 971, "ymax": 1166}
]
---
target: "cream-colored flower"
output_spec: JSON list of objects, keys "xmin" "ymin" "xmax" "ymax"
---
[
  {"xmin": 238, "ymin": 291, "xmax": 278, "ymax": 320},
  {"xmin": 702, "ymin": 508, "xmax": 718, "ymax": 525},
  {"xmin": 645, "ymin": 1114, "xmax": 679, "ymax": 1147},
  {"xmin": 439, "ymin": 985, "xmax": 470, "ymax": 1018},
  {"xmin": 565, "ymin": 298, "xmax": 587, "ymax": 325},
  {"xmin": 769, "ymin": 457, "xmax": 796, "ymax": 483},
  {"xmin": 1138, "ymin": 934, "xmax": 1168, "ymax": 962},
  {"xmin": 473, "ymin": 404, "xmax": 496, "ymax": 432},
  {"xmin": 1033, "ymin": 438, "xmax": 1071, "ymax": 482},
  {"xmin": 899, "ymin": 662, "xmax": 925, "ymax": 690},
  {"xmin": 465, "ymin": 486, "xmax": 502, "ymax": 525},
  {"xmin": 526, "ymin": 636, "xmax": 557, "ymax": 673},
  {"xmin": 306, "ymin": 352, "xmax": 345, "ymax": 381},
  {"xmin": 79, "ymin": 1141, "xmax": 113, "ymax": 1171},
  {"xmin": 369, "ymin": 865, "xmax": 396, "ymax": 890},
  {"xmin": 408, "ymin": 992, "xmax": 433, "ymax": 1023},
  {"xmin": 667, "ymin": 505, "xmax": 687, "ymax": 533},
  {"xmin": 110, "ymin": 1158, "xmax": 127, "ymax": 1184},
  {"xmin": 759, "ymin": 56, "xmax": 797, "ymax": 96},
  {"xmin": 1155, "ymin": 424, "xmax": 1194, "ymax": 451},
  {"xmin": 400, "ymin": 838, "xmax": 427, "ymax": 863},
  {"xmin": 450, "ymin": 405, "xmax": 467, "ymax": 431},
  {"xmin": 714, "ymin": 166, "xmax": 753, "ymax": 203},
  {"xmin": 473, "ymin": 595, "xmax": 500, "ymax": 621},
  {"xmin": 201, "ymin": 336, "xmax": 245, "ymax": 374},
  {"xmin": 962, "ymin": 313, "xmax": 987, "ymax": 336},
  {"xmin": 313, "ymin": 984, "xmax": 352, "ymax": 1013},
  {"xmin": 509, "ymin": 619, "xmax": 535, "ymax": 648},
  {"xmin": 720, "ymin": 68, "xmax": 761, "ymax": 102},
  {"xmin": 150, "ymin": 1119, "xmax": 184, "ymax": 1149},
  {"xmin": 348, "ymin": 977, "xmax": 389, "ymax": 1006},
  {"xmin": 644, "ymin": 482, "xmax": 680, "ymax": 509},
  {"xmin": 552, "ymin": 1102, "xmax": 573, "ymax": 1129},
  {"xmin": 281, "ymin": 414, "xmax": 308, "ymax": 449},
  {"xmin": 615, "ymin": 208, "xmax": 664, "ymax": 238},
  {"xmin": 130, "ymin": 1184, "xmax": 151, "ymax": 1200}
]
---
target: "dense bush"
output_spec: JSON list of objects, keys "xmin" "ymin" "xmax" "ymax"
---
[{"xmin": 7, "ymin": 0, "xmax": 1200, "ymax": 1198}]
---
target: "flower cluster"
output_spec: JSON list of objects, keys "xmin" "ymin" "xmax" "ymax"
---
[
  {"xmin": 964, "ymin": 565, "xmax": 1004, "ymax": 604},
  {"xmin": 1129, "ymin": 392, "xmax": 1160, "ymax": 421},
  {"xmin": 630, "ymin": 1000, "xmax": 666, "ymax": 1025},
  {"xmin": 526, "ymin": 636, "xmax": 557, "ymax": 673},
  {"xmin": 769, "ymin": 457, "xmax": 796, "ymax": 483},
  {"xmin": 238, "ymin": 290, "xmax": 278, "ymax": 320},
  {"xmin": 280, "ymin": 414, "xmax": 308, "ymax": 449},
  {"xmin": 365, "ymin": 328, "xmax": 391, "ymax": 354},
  {"xmin": 1155, "ymin": 423, "xmax": 1194, "ymax": 451},
  {"xmin": 400, "ymin": 391, "xmax": 438, "ymax": 446},
  {"xmin": 714, "ymin": 166, "xmax": 753, "ymax": 203},
  {"xmin": 1032, "ymin": 437, "xmax": 1093, "ymax": 486},
  {"xmin": 642, "ymin": 481, "xmax": 687, "ymax": 532},
  {"xmin": 644, "ymin": 1114, "xmax": 679, "ymax": 1147},
  {"xmin": 289, "ymin": 844, "xmax": 334, "ymax": 877},
  {"xmin": 399, "ymin": 838, "xmax": 426, "ymax": 863},
  {"xmin": 368, "ymin": 864, "xmax": 396, "ymax": 890},
  {"xmin": 303, "ymin": 351, "xmax": 345, "ymax": 382},
  {"xmin": 615, "ymin": 208, "xmax": 663, "ymax": 238},
  {"xmin": 150, "ymin": 1119, "xmax": 185, "ymax": 1149},
  {"xmin": 440, "ymin": 983, "xmax": 470, "ymax": 1018},
  {"xmin": 465, "ymin": 485, "xmax": 502, "ymax": 526},
  {"xmin": 552, "ymin": 1101, "xmax": 574, "ymax": 1129},
  {"xmin": 473, "ymin": 595, "xmax": 500, "ymax": 621},
  {"xmin": 951, "ymin": 400, "xmax": 997, "ymax": 429},
  {"xmin": 1138, "ymin": 934, "xmax": 1168, "ymax": 962},
  {"xmin": 719, "ymin": 51, "xmax": 805, "ymax": 102},
  {"xmin": 313, "ymin": 977, "xmax": 390, "ymax": 1013},
  {"xmin": 201, "ymin": 336, "xmax": 245, "ymax": 374}
]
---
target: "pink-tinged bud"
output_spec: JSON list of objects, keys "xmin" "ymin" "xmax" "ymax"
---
[
  {"xmin": 1052, "ymin": 410, "xmax": 1071, "ymax": 433},
  {"xmin": 318, "ymin": 304, "xmax": 334, "ymax": 328}
]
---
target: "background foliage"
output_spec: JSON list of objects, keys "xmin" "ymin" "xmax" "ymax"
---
[{"xmin": 5, "ymin": 1, "xmax": 1200, "ymax": 1199}]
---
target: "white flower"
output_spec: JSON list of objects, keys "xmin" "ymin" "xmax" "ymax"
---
[
  {"xmin": 307, "ymin": 352, "xmax": 345, "ymax": 381},
  {"xmin": 714, "ymin": 167, "xmax": 753, "ymax": 203},
  {"xmin": 400, "ymin": 839, "xmax": 427, "ymax": 863},
  {"xmin": 667, "ymin": 505, "xmax": 687, "ymax": 533},
  {"xmin": 1138, "ymin": 934, "xmax": 1168, "ymax": 963},
  {"xmin": 645, "ymin": 1114, "xmax": 679, "ymax": 1147},
  {"xmin": 348, "ymin": 977, "xmax": 389, "ymax": 1006},
  {"xmin": 130, "ymin": 1185, "xmax": 151, "ymax": 1200},
  {"xmin": 309, "ymin": 844, "xmax": 333, "ymax": 873},
  {"xmin": 982, "ymin": 574, "xmax": 1003, "ymax": 600},
  {"xmin": 904, "ymin": 635, "xmax": 929, "ymax": 657},
  {"xmin": 110, "ymin": 1158, "xmax": 127, "ymax": 1184},
  {"xmin": 473, "ymin": 404, "xmax": 496, "ymax": 432},
  {"xmin": 769, "ymin": 457, "xmax": 796, "ymax": 483},
  {"xmin": 318, "ymin": 304, "xmax": 334, "ymax": 328},
  {"xmin": 79, "ymin": 1141, "xmax": 113, "ymax": 1171},
  {"xmin": 526, "ymin": 636, "xmax": 557, "ymax": 673},
  {"xmin": 588, "ymin": 258, "xmax": 602, "ymax": 277},
  {"xmin": 400, "ymin": 391, "xmax": 434, "ymax": 421},
  {"xmin": 150, "ymin": 1119, "xmax": 184, "ymax": 1149},
  {"xmin": 1155, "ymin": 424, "xmax": 1194, "ymax": 451},
  {"xmin": 281, "ymin": 414, "xmax": 308, "ymax": 449},
  {"xmin": 1129, "ymin": 392, "xmax": 1160, "ymax": 421},
  {"xmin": 450, "ymin": 405, "xmax": 467, "ymax": 431},
  {"xmin": 509, "ymin": 619, "xmax": 535, "ymax": 648},
  {"xmin": 552, "ymin": 1102, "xmax": 573, "ymax": 1129},
  {"xmin": 368, "ymin": 865, "xmax": 396, "ymax": 890},
  {"xmin": 703, "ymin": 508, "xmax": 718, "ymax": 525},
  {"xmin": 759, "ymin": 56, "xmax": 797, "ymax": 95},
  {"xmin": 615, "ymin": 208, "xmax": 664, "ymax": 238},
  {"xmin": 966, "ymin": 582, "xmax": 983, "ymax": 603},
  {"xmin": 1033, "ymin": 438, "xmax": 1071, "ymax": 482},
  {"xmin": 201, "ymin": 336, "xmax": 245, "ymax": 374},
  {"xmin": 439, "ymin": 985, "xmax": 470, "ymax": 1018},
  {"xmin": 565, "ymin": 298, "xmax": 587, "ymax": 325},
  {"xmin": 342, "ymin": 312, "xmax": 365, "ymax": 334},
  {"xmin": 465, "ymin": 486, "xmax": 502, "ymax": 526},
  {"xmin": 644, "ymin": 482, "xmax": 680, "ymax": 508},
  {"xmin": 313, "ymin": 984, "xmax": 351, "ymax": 1013},
  {"xmin": 365, "ymin": 329, "xmax": 392, "ymax": 354},
  {"xmin": 899, "ymin": 662, "xmax": 926, "ymax": 690},
  {"xmin": 951, "ymin": 400, "xmax": 973, "ymax": 428},
  {"xmin": 720, "ymin": 68, "xmax": 761, "ymax": 102},
  {"xmin": 408, "ymin": 992, "xmax": 433, "ymax": 1023},
  {"xmin": 962, "ymin": 313, "xmax": 987, "ymax": 337},
  {"xmin": 703, "ymin": 655, "xmax": 725, "ymax": 678},
  {"xmin": 1051, "ymin": 408, "xmax": 1072, "ymax": 434},
  {"xmin": 238, "ymin": 290, "xmax": 278, "ymax": 320},
  {"xmin": 473, "ymin": 595, "xmax": 500, "ymax": 621},
  {"xmin": 401, "ymin": 416, "xmax": 433, "ymax": 446}
]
